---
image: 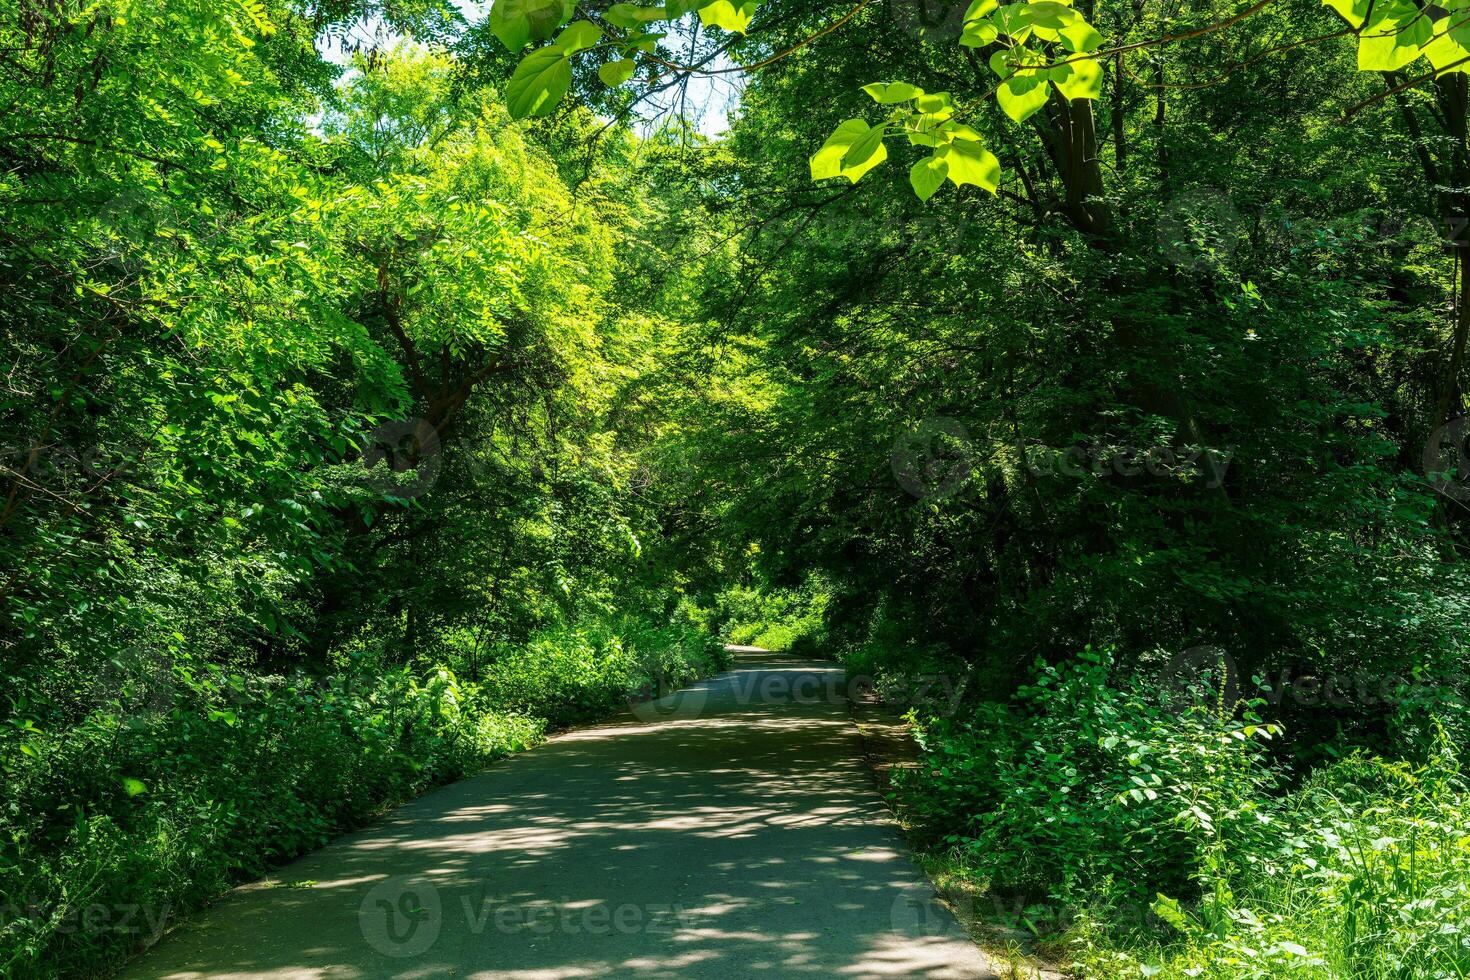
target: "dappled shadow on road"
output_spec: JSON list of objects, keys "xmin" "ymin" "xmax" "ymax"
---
[{"xmin": 120, "ymin": 649, "xmax": 990, "ymax": 979}]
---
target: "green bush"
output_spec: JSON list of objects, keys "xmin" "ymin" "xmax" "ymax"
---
[
  {"xmin": 891, "ymin": 650, "xmax": 1470, "ymax": 978},
  {"xmin": 715, "ymin": 579, "xmax": 829, "ymax": 652},
  {"xmin": 0, "ymin": 612, "xmax": 724, "ymax": 978},
  {"xmin": 896, "ymin": 648, "xmax": 1281, "ymax": 908},
  {"xmin": 472, "ymin": 613, "xmax": 727, "ymax": 726},
  {"xmin": 0, "ymin": 665, "xmax": 543, "ymax": 978},
  {"xmin": 1078, "ymin": 743, "xmax": 1470, "ymax": 979}
]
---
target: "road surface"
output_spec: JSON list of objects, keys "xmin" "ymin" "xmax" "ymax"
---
[{"xmin": 120, "ymin": 648, "xmax": 995, "ymax": 979}]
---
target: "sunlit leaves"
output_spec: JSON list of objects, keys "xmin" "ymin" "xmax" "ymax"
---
[
  {"xmin": 599, "ymin": 58, "xmax": 637, "ymax": 86},
  {"xmin": 604, "ymin": 3, "xmax": 667, "ymax": 30},
  {"xmin": 699, "ymin": 0, "xmax": 760, "ymax": 33},
  {"xmin": 863, "ymin": 81, "xmax": 924, "ymax": 104},
  {"xmin": 936, "ymin": 141, "xmax": 1000, "ymax": 193},
  {"xmin": 1321, "ymin": 0, "xmax": 1371, "ymax": 28},
  {"xmin": 1357, "ymin": 1, "xmax": 1432, "ymax": 71},
  {"xmin": 1051, "ymin": 55, "xmax": 1103, "ymax": 100},
  {"xmin": 822, "ymin": 79, "xmax": 1002, "ymax": 197},
  {"xmin": 506, "ymin": 47, "xmax": 572, "ymax": 118},
  {"xmin": 909, "ymin": 155, "xmax": 949, "ymax": 201},
  {"xmin": 1425, "ymin": 14, "xmax": 1470, "ymax": 74},
  {"xmin": 1322, "ymin": 0, "xmax": 1445, "ymax": 73},
  {"xmin": 991, "ymin": 47, "xmax": 1051, "ymax": 122},
  {"xmin": 916, "ymin": 91, "xmax": 954, "ymax": 115},
  {"xmin": 961, "ymin": 19, "xmax": 999, "ymax": 47},
  {"xmin": 843, "ymin": 124, "xmax": 889, "ymax": 174},
  {"xmin": 553, "ymin": 20, "xmax": 603, "ymax": 53},
  {"xmin": 489, "ymin": 0, "xmax": 573, "ymax": 51},
  {"xmin": 810, "ymin": 119, "xmax": 889, "ymax": 182},
  {"xmin": 495, "ymin": 0, "xmax": 767, "ymax": 119}
]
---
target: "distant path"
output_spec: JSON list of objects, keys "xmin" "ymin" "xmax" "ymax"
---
[{"xmin": 121, "ymin": 648, "xmax": 995, "ymax": 979}]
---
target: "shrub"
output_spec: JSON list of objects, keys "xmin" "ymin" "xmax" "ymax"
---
[
  {"xmin": 1082, "ymin": 742, "xmax": 1470, "ymax": 979},
  {"xmin": 0, "ymin": 611, "xmax": 724, "ymax": 978},
  {"xmin": 896, "ymin": 648, "xmax": 1281, "ymax": 910},
  {"xmin": 715, "ymin": 579, "xmax": 829, "ymax": 651}
]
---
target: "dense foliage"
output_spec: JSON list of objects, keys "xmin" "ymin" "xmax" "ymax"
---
[{"xmin": 6, "ymin": 0, "xmax": 1470, "ymax": 976}]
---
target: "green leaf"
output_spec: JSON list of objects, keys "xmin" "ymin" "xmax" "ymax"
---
[
  {"xmin": 1051, "ymin": 56, "xmax": 1102, "ymax": 100},
  {"xmin": 910, "ymin": 155, "xmax": 949, "ymax": 201},
  {"xmin": 506, "ymin": 48, "xmax": 573, "ymax": 119},
  {"xmin": 1425, "ymin": 18, "xmax": 1470, "ymax": 74},
  {"xmin": 489, "ymin": 0, "xmax": 572, "ymax": 51},
  {"xmin": 992, "ymin": 3, "xmax": 1035, "ymax": 41},
  {"xmin": 1321, "ymin": 0, "xmax": 1371, "ymax": 28},
  {"xmin": 698, "ymin": 0, "xmax": 760, "ymax": 33},
  {"xmin": 121, "ymin": 777, "xmax": 147, "ymax": 796},
  {"xmin": 937, "ymin": 140, "xmax": 1000, "ymax": 193},
  {"xmin": 1024, "ymin": 0, "xmax": 1074, "ymax": 33},
  {"xmin": 1358, "ymin": 1, "xmax": 1432, "ymax": 71},
  {"xmin": 862, "ymin": 81, "xmax": 924, "ymax": 104},
  {"xmin": 915, "ymin": 92, "xmax": 953, "ymax": 113},
  {"xmin": 843, "ymin": 123, "xmax": 888, "ymax": 169},
  {"xmin": 1059, "ymin": 16, "xmax": 1102, "ymax": 53},
  {"xmin": 998, "ymin": 72, "xmax": 1051, "ymax": 122},
  {"xmin": 810, "ymin": 119, "xmax": 889, "ymax": 183},
  {"xmin": 961, "ymin": 19, "xmax": 999, "ymax": 47},
  {"xmin": 599, "ymin": 58, "xmax": 638, "ymax": 86},
  {"xmin": 604, "ymin": 3, "xmax": 668, "ymax": 30},
  {"xmin": 553, "ymin": 20, "xmax": 604, "ymax": 53},
  {"xmin": 964, "ymin": 0, "xmax": 998, "ymax": 19},
  {"xmin": 993, "ymin": 47, "xmax": 1051, "ymax": 122}
]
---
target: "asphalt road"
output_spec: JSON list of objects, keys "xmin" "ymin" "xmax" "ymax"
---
[{"xmin": 120, "ymin": 647, "xmax": 995, "ymax": 979}]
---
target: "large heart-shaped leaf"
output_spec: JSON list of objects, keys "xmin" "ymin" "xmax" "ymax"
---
[
  {"xmin": 599, "ymin": 58, "xmax": 637, "ymax": 86},
  {"xmin": 506, "ymin": 48, "xmax": 573, "ymax": 119},
  {"xmin": 862, "ymin": 81, "xmax": 924, "ymax": 104},
  {"xmin": 699, "ymin": 0, "xmax": 760, "ymax": 33},
  {"xmin": 1358, "ymin": 1, "xmax": 1432, "ymax": 71},
  {"xmin": 604, "ymin": 3, "xmax": 668, "ymax": 30},
  {"xmin": 489, "ymin": 0, "xmax": 572, "ymax": 51},
  {"xmin": 810, "ymin": 119, "xmax": 890, "ymax": 183},
  {"xmin": 1425, "ymin": 15, "xmax": 1470, "ymax": 74},
  {"xmin": 553, "ymin": 20, "xmax": 603, "ymax": 53},
  {"xmin": 937, "ymin": 140, "xmax": 1001, "ymax": 193},
  {"xmin": 1051, "ymin": 56, "xmax": 1102, "ymax": 100},
  {"xmin": 1321, "ymin": 0, "xmax": 1371, "ymax": 27},
  {"xmin": 910, "ymin": 155, "xmax": 950, "ymax": 201}
]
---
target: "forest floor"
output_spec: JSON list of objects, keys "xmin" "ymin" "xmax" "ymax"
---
[{"xmin": 118, "ymin": 648, "xmax": 996, "ymax": 979}]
